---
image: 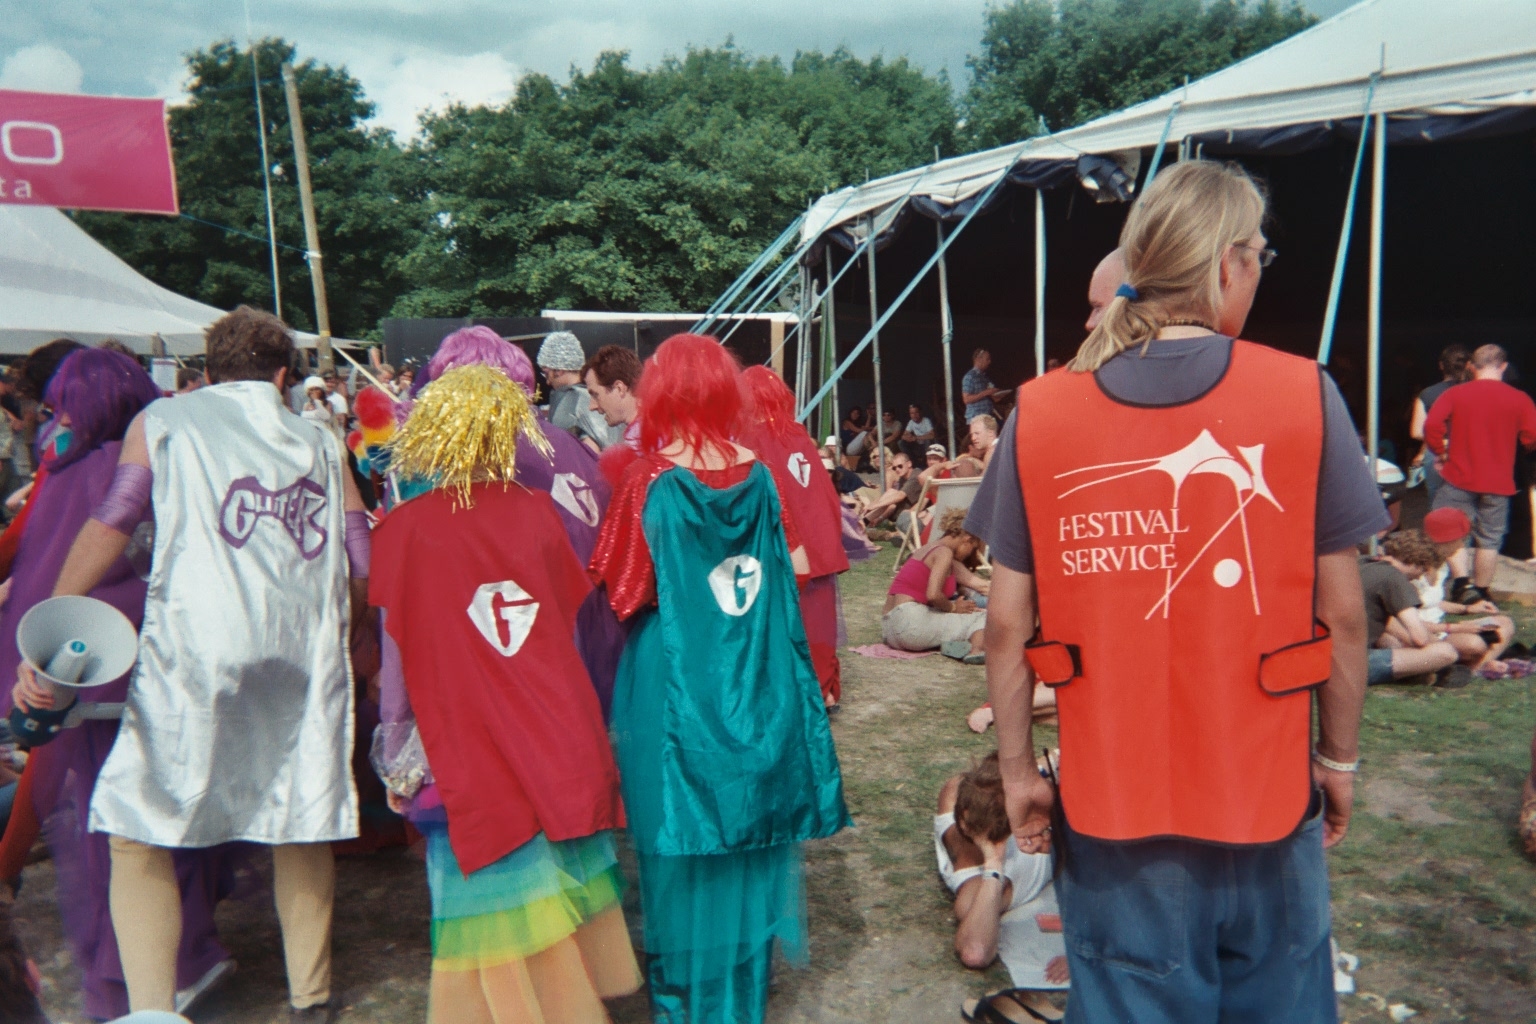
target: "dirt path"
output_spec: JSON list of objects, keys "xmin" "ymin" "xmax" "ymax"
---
[{"xmin": 20, "ymin": 549, "xmax": 1536, "ymax": 1023}]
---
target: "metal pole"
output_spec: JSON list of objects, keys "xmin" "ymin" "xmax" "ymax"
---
[
  {"xmin": 282, "ymin": 64, "xmax": 333, "ymax": 374},
  {"xmin": 1367, "ymin": 110, "xmax": 1386, "ymax": 554},
  {"xmin": 936, "ymin": 221, "xmax": 956, "ymax": 458},
  {"xmin": 1318, "ymin": 76, "xmax": 1378, "ymax": 364},
  {"xmin": 867, "ymin": 217, "xmax": 887, "ymax": 485},
  {"xmin": 243, "ymin": 14, "xmax": 282, "ymax": 317},
  {"xmin": 824, "ymin": 253, "xmax": 839, "ymax": 454},
  {"xmin": 1034, "ymin": 189, "xmax": 1047, "ymax": 378},
  {"xmin": 801, "ymin": 265, "xmax": 815, "ymax": 423}
]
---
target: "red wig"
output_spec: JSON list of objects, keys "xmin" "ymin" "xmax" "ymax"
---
[
  {"xmin": 637, "ymin": 333, "xmax": 742, "ymax": 458},
  {"xmin": 738, "ymin": 365, "xmax": 800, "ymax": 444}
]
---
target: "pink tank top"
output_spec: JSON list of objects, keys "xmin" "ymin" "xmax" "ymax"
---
[{"xmin": 888, "ymin": 552, "xmax": 957, "ymax": 603}]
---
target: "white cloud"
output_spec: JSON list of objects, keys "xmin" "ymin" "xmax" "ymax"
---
[
  {"xmin": 0, "ymin": 44, "xmax": 85, "ymax": 94},
  {"xmin": 347, "ymin": 47, "xmax": 520, "ymax": 138}
]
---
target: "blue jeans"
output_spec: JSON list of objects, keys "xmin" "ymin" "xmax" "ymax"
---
[{"xmin": 1058, "ymin": 792, "xmax": 1336, "ymax": 1024}]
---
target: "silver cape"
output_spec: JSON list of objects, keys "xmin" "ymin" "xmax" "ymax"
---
[{"xmin": 90, "ymin": 382, "xmax": 358, "ymax": 847}]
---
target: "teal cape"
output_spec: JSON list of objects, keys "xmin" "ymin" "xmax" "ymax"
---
[{"xmin": 612, "ymin": 462, "xmax": 850, "ymax": 1023}]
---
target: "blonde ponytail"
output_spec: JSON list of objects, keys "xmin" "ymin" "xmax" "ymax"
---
[{"xmin": 1069, "ymin": 161, "xmax": 1266, "ymax": 373}]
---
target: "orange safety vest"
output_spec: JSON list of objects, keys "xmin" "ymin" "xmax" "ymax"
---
[{"xmin": 1016, "ymin": 340, "xmax": 1331, "ymax": 845}]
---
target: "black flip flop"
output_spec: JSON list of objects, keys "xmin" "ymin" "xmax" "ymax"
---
[{"xmin": 961, "ymin": 988, "xmax": 1064, "ymax": 1023}]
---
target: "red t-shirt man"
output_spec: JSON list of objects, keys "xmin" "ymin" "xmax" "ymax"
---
[
  {"xmin": 1424, "ymin": 375, "xmax": 1536, "ymax": 497},
  {"xmin": 1423, "ymin": 345, "xmax": 1536, "ymax": 600}
]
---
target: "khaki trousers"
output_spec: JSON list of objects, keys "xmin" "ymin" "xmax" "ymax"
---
[{"xmin": 108, "ymin": 834, "xmax": 335, "ymax": 1012}]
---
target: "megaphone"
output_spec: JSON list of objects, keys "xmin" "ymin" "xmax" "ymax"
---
[{"xmin": 8, "ymin": 596, "xmax": 139, "ymax": 748}]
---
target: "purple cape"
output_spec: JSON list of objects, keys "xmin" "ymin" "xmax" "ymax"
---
[
  {"xmin": 0, "ymin": 443, "xmax": 235, "ymax": 1018},
  {"xmin": 518, "ymin": 415, "xmax": 625, "ymax": 717}
]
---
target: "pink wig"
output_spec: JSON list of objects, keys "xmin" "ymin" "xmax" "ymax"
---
[
  {"xmin": 637, "ymin": 334, "xmax": 741, "ymax": 458},
  {"xmin": 420, "ymin": 325, "xmax": 536, "ymax": 395}
]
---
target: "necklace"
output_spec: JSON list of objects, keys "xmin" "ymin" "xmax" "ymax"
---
[{"xmin": 1161, "ymin": 318, "xmax": 1216, "ymax": 332}]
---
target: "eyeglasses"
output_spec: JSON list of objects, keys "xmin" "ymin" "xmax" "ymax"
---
[{"xmin": 1233, "ymin": 243, "xmax": 1278, "ymax": 268}]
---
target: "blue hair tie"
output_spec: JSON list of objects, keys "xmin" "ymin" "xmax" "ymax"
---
[{"xmin": 1115, "ymin": 283, "xmax": 1140, "ymax": 301}]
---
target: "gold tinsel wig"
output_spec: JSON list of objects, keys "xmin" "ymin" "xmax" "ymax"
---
[{"xmin": 387, "ymin": 364, "xmax": 552, "ymax": 507}]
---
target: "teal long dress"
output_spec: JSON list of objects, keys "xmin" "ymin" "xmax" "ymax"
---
[{"xmin": 610, "ymin": 462, "xmax": 851, "ymax": 1024}]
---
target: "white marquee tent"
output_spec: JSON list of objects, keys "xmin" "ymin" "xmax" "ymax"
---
[
  {"xmin": 0, "ymin": 204, "xmax": 351, "ymax": 356},
  {"xmin": 759, "ymin": 0, "xmax": 1536, "ymax": 473},
  {"xmin": 801, "ymin": 0, "xmax": 1536, "ymax": 246}
]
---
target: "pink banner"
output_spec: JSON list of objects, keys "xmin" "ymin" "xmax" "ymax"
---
[{"xmin": 0, "ymin": 89, "xmax": 178, "ymax": 215}]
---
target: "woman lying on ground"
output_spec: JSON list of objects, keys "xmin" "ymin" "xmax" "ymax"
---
[
  {"xmin": 964, "ymin": 685, "xmax": 1057, "ymax": 735},
  {"xmin": 883, "ymin": 508, "xmax": 989, "ymax": 662},
  {"xmin": 937, "ymin": 753, "xmax": 1067, "ymax": 1024}
]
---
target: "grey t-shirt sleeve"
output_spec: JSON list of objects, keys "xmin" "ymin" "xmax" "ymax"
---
[
  {"xmin": 965, "ymin": 409, "xmax": 1033, "ymax": 573},
  {"xmin": 1316, "ymin": 371, "xmax": 1392, "ymax": 552}
]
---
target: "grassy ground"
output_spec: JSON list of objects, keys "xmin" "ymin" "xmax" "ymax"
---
[{"xmin": 19, "ymin": 548, "xmax": 1536, "ymax": 1023}]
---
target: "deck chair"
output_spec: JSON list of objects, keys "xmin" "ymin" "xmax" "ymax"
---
[{"xmin": 893, "ymin": 476, "xmax": 984, "ymax": 568}]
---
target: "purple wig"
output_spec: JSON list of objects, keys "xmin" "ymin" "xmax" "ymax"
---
[
  {"xmin": 420, "ymin": 326, "xmax": 536, "ymax": 396},
  {"xmin": 44, "ymin": 349, "xmax": 162, "ymax": 470}
]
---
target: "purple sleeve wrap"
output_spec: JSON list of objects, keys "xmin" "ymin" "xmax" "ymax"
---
[
  {"xmin": 90, "ymin": 463, "xmax": 153, "ymax": 535},
  {"xmin": 345, "ymin": 510, "xmax": 371, "ymax": 578}
]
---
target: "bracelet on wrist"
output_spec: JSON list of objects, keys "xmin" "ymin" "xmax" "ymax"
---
[
  {"xmin": 978, "ymin": 868, "xmax": 1006, "ymax": 884},
  {"xmin": 1311, "ymin": 750, "xmax": 1359, "ymax": 773}
]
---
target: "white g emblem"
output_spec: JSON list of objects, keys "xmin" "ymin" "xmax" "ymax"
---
[
  {"xmin": 551, "ymin": 472, "xmax": 600, "ymax": 526},
  {"xmin": 786, "ymin": 451, "xmax": 812, "ymax": 487},
  {"xmin": 707, "ymin": 555, "xmax": 762, "ymax": 617},
  {"xmin": 467, "ymin": 579, "xmax": 539, "ymax": 656}
]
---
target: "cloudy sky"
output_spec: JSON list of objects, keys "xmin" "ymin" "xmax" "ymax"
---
[{"xmin": 5, "ymin": 0, "xmax": 1356, "ymax": 138}]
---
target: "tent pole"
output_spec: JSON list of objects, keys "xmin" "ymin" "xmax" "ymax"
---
[
  {"xmin": 797, "ymin": 136, "xmax": 1039, "ymax": 423},
  {"xmin": 868, "ymin": 217, "xmax": 887, "ymax": 486},
  {"xmin": 937, "ymin": 222, "xmax": 956, "ymax": 458},
  {"xmin": 282, "ymin": 64, "xmax": 334, "ymax": 374},
  {"xmin": 1318, "ymin": 76, "xmax": 1378, "ymax": 364},
  {"xmin": 246, "ymin": 37, "xmax": 283, "ymax": 318},
  {"xmin": 1367, "ymin": 110, "xmax": 1386, "ymax": 555},
  {"xmin": 1034, "ymin": 189, "xmax": 1047, "ymax": 378},
  {"xmin": 804, "ymin": 267, "xmax": 817, "ymax": 423},
  {"xmin": 1143, "ymin": 101, "xmax": 1181, "ymax": 188},
  {"xmin": 824, "ymin": 254, "xmax": 839, "ymax": 453}
]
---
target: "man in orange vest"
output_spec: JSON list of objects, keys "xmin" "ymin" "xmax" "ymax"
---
[{"xmin": 966, "ymin": 163, "xmax": 1385, "ymax": 1023}]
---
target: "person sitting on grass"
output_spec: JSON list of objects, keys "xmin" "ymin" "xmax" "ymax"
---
[
  {"xmin": 1363, "ymin": 530, "xmax": 1472, "ymax": 689},
  {"xmin": 860, "ymin": 451, "xmax": 922, "ymax": 529},
  {"xmin": 968, "ymin": 414, "xmax": 1000, "ymax": 471},
  {"xmin": 919, "ymin": 443, "xmax": 985, "ymax": 491},
  {"xmin": 937, "ymin": 754, "xmax": 1067, "ymax": 1023},
  {"xmin": 1413, "ymin": 508, "xmax": 1517, "ymax": 672},
  {"xmin": 883, "ymin": 508, "xmax": 988, "ymax": 662}
]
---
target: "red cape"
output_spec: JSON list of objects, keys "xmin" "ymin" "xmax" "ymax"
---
[
  {"xmin": 742, "ymin": 424, "xmax": 850, "ymax": 581},
  {"xmin": 371, "ymin": 484, "xmax": 624, "ymax": 874}
]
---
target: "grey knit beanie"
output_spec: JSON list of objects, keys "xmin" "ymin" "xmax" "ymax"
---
[{"xmin": 537, "ymin": 331, "xmax": 586, "ymax": 372}]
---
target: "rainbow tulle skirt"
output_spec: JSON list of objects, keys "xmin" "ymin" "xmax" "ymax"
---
[{"xmin": 423, "ymin": 825, "xmax": 624, "ymax": 970}]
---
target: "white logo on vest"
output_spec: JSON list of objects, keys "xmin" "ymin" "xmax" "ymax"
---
[
  {"xmin": 786, "ymin": 451, "xmax": 812, "ymax": 487},
  {"xmin": 467, "ymin": 580, "xmax": 540, "ymax": 656},
  {"xmin": 551, "ymin": 472, "xmax": 600, "ymax": 526},
  {"xmin": 707, "ymin": 555, "xmax": 762, "ymax": 617},
  {"xmin": 1053, "ymin": 429, "xmax": 1283, "ymax": 619}
]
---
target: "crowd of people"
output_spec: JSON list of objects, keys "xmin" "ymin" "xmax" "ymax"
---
[
  {"xmin": 0, "ymin": 157, "xmax": 1533, "ymax": 1024},
  {"xmin": 0, "ymin": 315, "xmax": 859, "ymax": 1024}
]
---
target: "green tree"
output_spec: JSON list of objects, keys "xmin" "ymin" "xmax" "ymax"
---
[
  {"xmin": 77, "ymin": 39, "xmax": 421, "ymax": 339},
  {"xmin": 390, "ymin": 45, "xmax": 956, "ymax": 319},
  {"xmin": 962, "ymin": 0, "xmax": 1315, "ymax": 149}
]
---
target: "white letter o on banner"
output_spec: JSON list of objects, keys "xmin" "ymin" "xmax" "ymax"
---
[{"xmin": 2, "ymin": 121, "xmax": 64, "ymax": 166}]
